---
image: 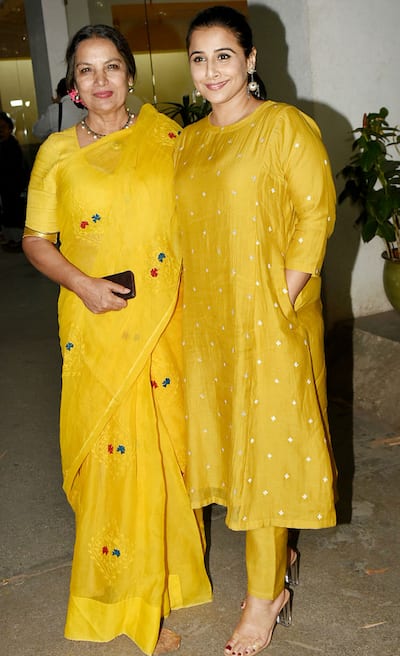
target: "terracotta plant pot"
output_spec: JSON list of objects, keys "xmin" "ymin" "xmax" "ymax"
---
[{"xmin": 382, "ymin": 252, "xmax": 400, "ymax": 312}]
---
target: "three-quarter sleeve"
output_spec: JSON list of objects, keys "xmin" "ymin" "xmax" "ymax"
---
[
  {"xmin": 276, "ymin": 107, "xmax": 336, "ymax": 276},
  {"xmin": 25, "ymin": 135, "xmax": 61, "ymax": 235}
]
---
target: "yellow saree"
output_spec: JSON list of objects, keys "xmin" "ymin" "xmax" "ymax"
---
[{"xmin": 25, "ymin": 104, "xmax": 211, "ymax": 654}]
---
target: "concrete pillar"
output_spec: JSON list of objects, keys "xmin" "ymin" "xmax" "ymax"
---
[
  {"xmin": 24, "ymin": 0, "xmax": 92, "ymax": 116},
  {"xmin": 24, "ymin": 0, "xmax": 52, "ymax": 116},
  {"xmin": 64, "ymin": 0, "xmax": 90, "ymax": 39}
]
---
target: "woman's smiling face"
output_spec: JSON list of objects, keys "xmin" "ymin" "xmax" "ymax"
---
[
  {"xmin": 74, "ymin": 37, "xmax": 133, "ymax": 113},
  {"xmin": 188, "ymin": 26, "xmax": 255, "ymax": 106}
]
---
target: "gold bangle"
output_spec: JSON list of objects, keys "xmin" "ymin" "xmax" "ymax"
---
[{"xmin": 23, "ymin": 226, "xmax": 58, "ymax": 244}]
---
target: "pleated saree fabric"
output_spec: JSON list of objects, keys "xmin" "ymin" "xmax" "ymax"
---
[{"xmin": 26, "ymin": 104, "xmax": 211, "ymax": 654}]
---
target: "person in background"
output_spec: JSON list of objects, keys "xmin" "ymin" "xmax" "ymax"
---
[
  {"xmin": 174, "ymin": 6, "xmax": 337, "ymax": 655},
  {"xmin": 23, "ymin": 24, "xmax": 211, "ymax": 655},
  {"xmin": 0, "ymin": 111, "xmax": 28, "ymax": 252},
  {"xmin": 32, "ymin": 77, "xmax": 87, "ymax": 140}
]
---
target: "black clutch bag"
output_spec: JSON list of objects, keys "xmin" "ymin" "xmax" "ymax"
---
[{"xmin": 103, "ymin": 270, "xmax": 136, "ymax": 299}]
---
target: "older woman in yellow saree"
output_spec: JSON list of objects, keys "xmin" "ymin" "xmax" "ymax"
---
[{"xmin": 23, "ymin": 24, "xmax": 211, "ymax": 656}]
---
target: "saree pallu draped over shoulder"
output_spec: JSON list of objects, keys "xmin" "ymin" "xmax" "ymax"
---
[{"xmin": 25, "ymin": 104, "xmax": 212, "ymax": 654}]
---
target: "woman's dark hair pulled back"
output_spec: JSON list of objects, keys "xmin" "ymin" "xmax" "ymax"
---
[
  {"xmin": 185, "ymin": 5, "xmax": 266, "ymax": 100},
  {"xmin": 65, "ymin": 24, "xmax": 136, "ymax": 92},
  {"xmin": 186, "ymin": 5, "xmax": 253, "ymax": 56}
]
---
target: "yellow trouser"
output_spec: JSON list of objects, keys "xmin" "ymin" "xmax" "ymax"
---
[{"xmin": 246, "ymin": 527, "xmax": 288, "ymax": 599}]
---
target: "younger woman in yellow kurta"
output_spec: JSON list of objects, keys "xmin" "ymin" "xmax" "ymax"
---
[
  {"xmin": 23, "ymin": 25, "xmax": 211, "ymax": 656},
  {"xmin": 176, "ymin": 100, "xmax": 336, "ymax": 531},
  {"xmin": 174, "ymin": 7, "xmax": 337, "ymax": 656}
]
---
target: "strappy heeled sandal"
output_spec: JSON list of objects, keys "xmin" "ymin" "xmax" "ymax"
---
[
  {"xmin": 226, "ymin": 588, "xmax": 292, "ymax": 656},
  {"xmin": 285, "ymin": 547, "xmax": 300, "ymax": 586}
]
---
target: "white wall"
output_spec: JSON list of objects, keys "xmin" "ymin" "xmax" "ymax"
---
[{"xmin": 249, "ymin": 0, "xmax": 400, "ymax": 324}]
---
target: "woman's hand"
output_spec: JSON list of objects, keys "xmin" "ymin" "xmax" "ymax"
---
[
  {"xmin": 23, "ymin": 236, "xmax": 130, "ymax": 314},
  {"xmin": 285, "ymin": 268, "xmax": 311, "ymax": 307},
  {"xmin": 75, "ymin": 276, "xmax": 129, "ymax": 314}
]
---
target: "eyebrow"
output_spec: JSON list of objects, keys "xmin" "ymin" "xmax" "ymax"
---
[
  {"xmin": 189, "ymin": 47, "xmax": 236, "ymax": 57},
  {"xmin": 75, "ymin": 57, "xmax": 123, "ymax": 67}
]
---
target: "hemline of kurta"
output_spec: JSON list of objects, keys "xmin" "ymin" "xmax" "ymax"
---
[
  {"xmin": 174, "ymin": 101, "xmax": 337, "ymax": 532},
  {"xmin": 26, "ymin": 104, "xmax": 212, "ymax": 655}
]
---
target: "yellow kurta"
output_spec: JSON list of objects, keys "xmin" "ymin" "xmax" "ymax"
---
[
  {"xmin": 174, "ymin": 101, "xmax": 337, "ymax": 531},
  {"xmin": 26, "ymin": 104, "xmax": 211, "ymax": 654}
]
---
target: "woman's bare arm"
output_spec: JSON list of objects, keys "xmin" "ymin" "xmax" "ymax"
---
[{"xmin": 23, "ymin": 236, "xmax": 129, "ymax": 314}]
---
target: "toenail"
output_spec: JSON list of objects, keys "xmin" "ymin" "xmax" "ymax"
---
[{"xmin": 225, "ymin": 647, "xmax": 232, "ymax": 652}]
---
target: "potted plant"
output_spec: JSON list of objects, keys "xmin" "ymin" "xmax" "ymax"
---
[
  {"xmin": 338, "ymin": 106, "xmax": 400, "ymax": 311},
  {"xmin": 156, "ymin": 94, "xmax": 211, "ymax": 127}
]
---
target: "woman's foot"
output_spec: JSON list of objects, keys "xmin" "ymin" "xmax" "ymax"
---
[
  {"xmin": 153, "ymin": 627, "xmax": 181, "ymax": 655},
  {"xmin": 224, "ymin": 589, "xmax": 290, "ymax": 656}
]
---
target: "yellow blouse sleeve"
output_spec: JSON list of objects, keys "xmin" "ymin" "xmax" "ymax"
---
[
  {"xmin": 276, "ymin": 106, "xmax": 336, "ymax": 276},
  {"xmin": 25, "ymin": 134, "xmax": 61, "ymax": 235}
]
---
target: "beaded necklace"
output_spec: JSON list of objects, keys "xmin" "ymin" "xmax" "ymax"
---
[{"xmin": 80, "ymin": 110, "xmax": 134, "ymax": 140}]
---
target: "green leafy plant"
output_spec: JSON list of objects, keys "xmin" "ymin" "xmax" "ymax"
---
[
  {"xmin": 156, "ymin": 94, "xmax": 211, "ymax": 127},
  {"xmin": 338, "ymin": 107, "xmax": 400, "ymax": 259}
]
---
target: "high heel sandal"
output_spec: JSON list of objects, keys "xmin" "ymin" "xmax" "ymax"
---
[
  {"xmin": 276, "ymin": 585, "xmax": 293, "ymax": 627},
  {"xmin": 226, "ymin": 588, "xmax": 293, "ymax": 656},
  {"xmin": 285, "ymin": 547, "xmax": 300, "ymax": 586}
]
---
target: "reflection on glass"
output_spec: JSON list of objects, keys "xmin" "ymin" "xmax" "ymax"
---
[
  {"xmin": 0, "ymin": 58, "xmax": 38, "ymax": 145},
  {"xmin": 111, "ymin": 1, "xmax": 247, "ymax": 111},
  {"xmin": 0, "ymin": 1, "xmax": 248, "ymax": 141},
  {"xmin": 0, "ymin": 0, "xmax": 38, "ymax": 145}
]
